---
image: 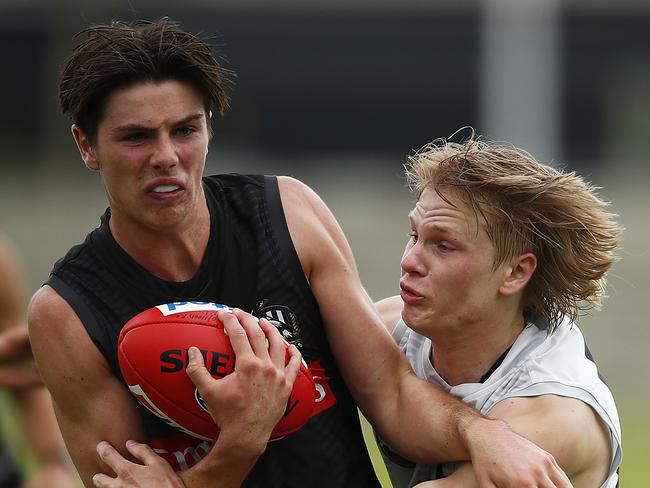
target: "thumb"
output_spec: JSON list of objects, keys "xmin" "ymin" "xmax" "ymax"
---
[{"xmin": 185, "ymin": 346, "xmax": 213, "ymax": 390}]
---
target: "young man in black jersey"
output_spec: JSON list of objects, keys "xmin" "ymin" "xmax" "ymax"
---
[{"xmin": 28, "ymin": 18, "xmax": 571, "ymax": 488}]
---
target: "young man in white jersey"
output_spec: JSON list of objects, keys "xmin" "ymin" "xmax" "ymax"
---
[{"xmin": 374, "ymin": 134, "xmax": 622, "ymax": 487}]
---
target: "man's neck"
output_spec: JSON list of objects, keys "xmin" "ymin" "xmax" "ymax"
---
[
  {"xmin": 429, "ymin": 313, "xmax": 525, "ymax": 386},
  {"xmin": 109, "ymin": 200, "xmax": 211, "ymax": 282}
]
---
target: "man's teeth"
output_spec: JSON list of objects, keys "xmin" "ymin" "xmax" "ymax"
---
[{"xmin": 152, "ymin": 185, "xmax": 180, "ymax": 193}]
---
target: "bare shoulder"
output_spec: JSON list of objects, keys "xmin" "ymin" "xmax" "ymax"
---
[
  {"xmin": 28, "ymin": 285, "xmax": 81, "ymax": 343},
  {"xmin": 277, "ymin": 176, "xmax": 353, "ymax": 277},
  {"xmin": 28, "ymin": 285, "xmax": 65, "ymax": 320},
  {"xmin": 374, "ymin": 296, "xmax": 403, "ymax": 333},
  {"xmin": 489, "ymin": 394, "xmax": 612, "ymax": 487},
  {"xmin": 28, "ymin": 285, "xmax": 113, "ymax": 388},
  {"xmin": 276, "ymin": 176, "xmax": 335, "ymax": 228}
]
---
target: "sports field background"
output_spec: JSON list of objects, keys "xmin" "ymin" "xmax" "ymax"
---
[
  {"xmin": 0, "ymin": 159, "xmax": 648, "ymax": 485},
  {"xmin": 1, "ymin": 1, "xmax": 649, "ymax": 483}
]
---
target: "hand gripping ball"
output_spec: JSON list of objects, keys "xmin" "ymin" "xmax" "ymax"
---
[{"xmin": 117, "ymin": 301, "xmax": 316, "ymax": 441}]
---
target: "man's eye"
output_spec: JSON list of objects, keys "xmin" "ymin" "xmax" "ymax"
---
[
  {"xmin": 176, "ymin": 126, "xmax": 196, "ymax": 136},
  {"xmin": 408, "ymin": 232, "xmax": 418, "ymax": 243},
  {"xmin": 124, "ymin": 133, "xmax": 146, "ymax": 142}
]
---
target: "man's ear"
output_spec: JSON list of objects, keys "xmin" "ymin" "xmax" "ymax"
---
[
  {"xmin": 71, "ymin": 125, "xmax": 100, "ymax": 170},
  {"xmin": 500, "ymin": 253, "xmax": 537, "ymax": 297}
]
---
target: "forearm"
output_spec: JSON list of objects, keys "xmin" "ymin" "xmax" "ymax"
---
[
  {"xmin": 314, "ymin": 285, "xmax": 481, "ymax": 463},
  {"xmin": 179, "ymin": 428, "xmax": 265, "ymax": 488},
  {"xmin": 14, "ymin": 386, "xmax": 72, "ymax": 467},
  {"xmin": 317, "ymin": 287, "xmax": 482, "ymax": 464},
  {"xmin": 372, "ymin": 372, "xmax": 492, "ymax": 464}
]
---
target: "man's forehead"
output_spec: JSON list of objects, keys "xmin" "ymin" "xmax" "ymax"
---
[
  {"xmin": 104, "ymin": 80, "xmax": 204, "ymax": 111},
  {"xmin": 410, "ymin": 189, "xmax": 483, "ymax": 235},
  {"xmin": 99, "ymin": 81, "xmax": 207, "ymax": 129},
  {"xmin": 412, "ymin": 188, "xmax": 464, "ymax": 216}
]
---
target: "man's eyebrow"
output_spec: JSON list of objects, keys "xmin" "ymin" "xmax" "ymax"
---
[
  {"xmin": 111, "ymin": 112, "xmax": 206, "ymax": 133},
  {"xmin": 172, "ymin": 112, "xmax": 206, "ymax": 126},
  {"xmin": 408, "ymin": 210, "xmax": 458, "ymax": 236}
]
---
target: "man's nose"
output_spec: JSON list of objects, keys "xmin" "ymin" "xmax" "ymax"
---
[{"xmin": 149, "ymin": 134, "xmax": 179, "ymax": 170}]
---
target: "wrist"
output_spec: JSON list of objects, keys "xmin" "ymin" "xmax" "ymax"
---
[
  {"xmin": 212, "ymin": 428, "xmax": 268, "ymax": 461},
  {"xmin": 459, "ymin": 415, "xmax": 509, "ymax": 456},
  {"xmin": 181, "ymin": 431, "xmax": 265, "ymax": 487},
  {"xmin": 37, "ymin": 447, "xmax": 75, "ymax": 472}
]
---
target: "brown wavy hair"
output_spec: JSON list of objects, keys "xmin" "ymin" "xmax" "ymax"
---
[
  {"xmin": 59, "ymin": 18, "xmax": 234, "ymax": 144},
  {"xmin": 405, "ymin": 131, "xmax": 622, "ymax": 332}
]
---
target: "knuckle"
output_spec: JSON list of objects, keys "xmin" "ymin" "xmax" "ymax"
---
[
  {"xmin": 235, "ymin": 356, "xmax": 256, "ymax": 372},
  {"xmin": 545, "ymin": 453, "xmax": 558, "ymax": 467},
  {"xmin": 150, "ymin": 455, "xmax": 166, "ymax": 468},
  {"xmin": 248, "ymin": 323, "xmax": 265, "ymax": 337},
  {"xmin": 530, "ymin": 464, "xmax": 545, "ymax": 479},
  {"xmin": 115, "ymin": 460, "xmax": 133, "ymax": 478},
  {"xmin": 516, "ymin": 477, "xmax": 535, "ymax": 488}
]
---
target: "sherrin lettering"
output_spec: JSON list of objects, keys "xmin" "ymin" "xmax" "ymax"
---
[{"xmin": 118, "ymin": 303, "xmax": 317, "ymax": 442}]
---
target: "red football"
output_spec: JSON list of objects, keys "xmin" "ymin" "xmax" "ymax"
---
[{"xmin": 118, "ymin": 301, "xmax": 316, "ymax": 441}]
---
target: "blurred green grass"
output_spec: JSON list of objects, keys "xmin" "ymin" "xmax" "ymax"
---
[{"xmin": 617, "ymin": 400, "xmax": 649, "ymax": 486}]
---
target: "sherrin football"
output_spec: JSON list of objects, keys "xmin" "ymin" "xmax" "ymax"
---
[{"xmin": 117, "ymin": 301, "xmax": 316, "ymax": 441}]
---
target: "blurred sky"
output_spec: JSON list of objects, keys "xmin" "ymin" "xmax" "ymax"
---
[{"xmin": 1, "ymin": 0, "xmax": 649, "ymax": 479}]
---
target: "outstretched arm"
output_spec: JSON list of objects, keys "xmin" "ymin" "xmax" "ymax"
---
[{"xmin": 278, "ymin": 176, "xmax": 571, "ymax": 487}]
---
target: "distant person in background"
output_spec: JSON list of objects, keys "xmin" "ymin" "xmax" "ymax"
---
[
  {"xmin": 0, "ymin": 236, "xmax": 79, "ymax": 488},
  {"xmin": 373, "ymin": 134, "xmax": 622, "ymax": 487},
  {"xmin": 28, "ymin": 18, "xmax": 571, "ymax": 488}
]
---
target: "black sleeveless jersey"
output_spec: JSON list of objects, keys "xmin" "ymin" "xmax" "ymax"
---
[{"xmin": 47, "ymin": 174, "xmax": 380, "ymax": 487}]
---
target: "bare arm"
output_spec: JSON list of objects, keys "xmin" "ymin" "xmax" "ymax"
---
[
  {"xmin": 29, "ymin": 287, "xmax": 299, "ymax": 488},
  {"xmin": 28, "ymin": 286, "xmax": 147, "ymax": 487},
  {"xmin": 487, "ymin": 395, "xmax": 608, "ymax": 487},
  {"xmin": 415, "ymin": 394, "xmax": 608, "ymax": 487},
  {"xmin": 374, "ymin": 295, "xmax": 403, "ymax": 334},
  {"xmin": 0, "ymin": 237, "xmax": 41, "ymax": 388},
  {"xmin": 0, "ymin": 237, "xmax": 78, "ymax": 488},
  {"xmin": 279, "ymin": 176, "xmax": 499, "ymax": 459},
  {"xmin": 278, "ymin": 177, "xmax": 570, "ymax": 487}
]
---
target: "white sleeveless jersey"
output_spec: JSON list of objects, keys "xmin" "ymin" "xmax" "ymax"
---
[{"xmin": 380, "ymin": 319, "xmax": 622, "ymax": 488}]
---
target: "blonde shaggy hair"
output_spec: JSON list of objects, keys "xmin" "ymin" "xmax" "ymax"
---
[{"xmin": 405, "ymin": 133, "xmax": 622, "ymax": 332}]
